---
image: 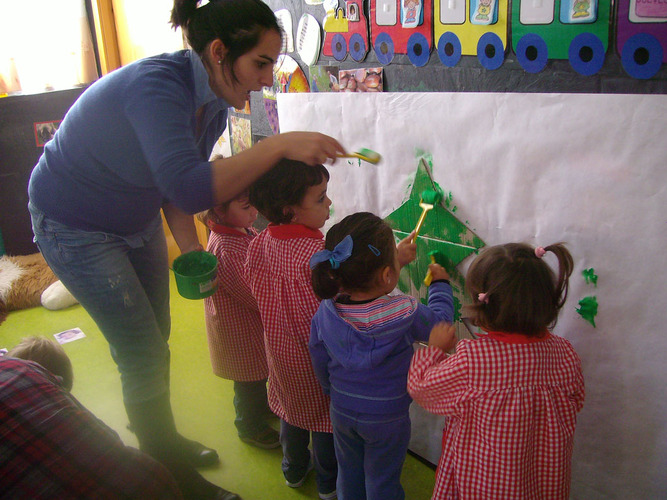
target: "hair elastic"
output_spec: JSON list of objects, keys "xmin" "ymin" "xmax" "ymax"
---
[
  {"xmin": 368, "ymin": 244, "xmax": 381, "ymax": 256},
  {"xmin": 478, "ymin": 292, "xmax": 489, "ymax": 304},
  {"xmin": 535, "ymin": 247, "xmax": 547, "ymax": 258},
  {"xmin": 309, "ymin": 235, "xmax": 354, "ymax": 270}
]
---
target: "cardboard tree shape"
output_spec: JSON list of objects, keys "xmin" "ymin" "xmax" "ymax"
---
[{"xmin": 384, "ymin": 158, "xmax": 485, "ymax": 330}]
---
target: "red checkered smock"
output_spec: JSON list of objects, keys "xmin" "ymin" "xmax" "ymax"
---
[
  {"xmin": 204, "ymin": 223, "xmax": 267, "ymax": 381},
  {"xmin": 245, "ymin": 224, "xmax": 332, "ymax": 432},
  {"xmin": 408, "ymin": 331, "xmax": 585, "ymax": 500}
]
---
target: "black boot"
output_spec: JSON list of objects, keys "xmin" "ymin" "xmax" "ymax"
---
[
  {"xmin": 125, "ymin": 392, "xmax": 219, "ymax": 467},
  {"xmin": 125, "ymin": 393, "xmax": 238, "ymax": 500}
]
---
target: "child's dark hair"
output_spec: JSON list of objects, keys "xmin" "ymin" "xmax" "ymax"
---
[
  {"xmin": 311, "ymin": 212, "xmax": 396, "ymax": 300},
  {"xmin": 170, "ymin": 0, "xmax": 281, "ymax": 83},
  {"xmin": 8, "ymin": 336, "xmax": 74, "ymax": 391},
  {"xmin": 464, "ymin": 242, "xmax": 574, "ymax": 336},
  {"xmin": 197, "ymin": 191, "xmax": 249, "ymax": 227},
  {"xmin": 249, "ymin": 159, "xmax": 329, "ymax": 224}
]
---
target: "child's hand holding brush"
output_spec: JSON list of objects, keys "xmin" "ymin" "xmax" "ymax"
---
[
  {"xmin": 396, "ymin": 230, "xmax": 417, "ymax": 268},
  {"xmin": 427, "ymin": 262, "xmax": 450, "ymax": 283}
]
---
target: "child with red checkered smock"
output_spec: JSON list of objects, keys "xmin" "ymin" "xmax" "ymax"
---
[
  {"xmin": 198, "ymin": 191, "xmax": 279, "ymax": 450},
  {"xmin": 245, "ymin": 159, "xmax": 338, "ymax": 499},
  {"xmin": 408, "ymin": 243, "xmax": 585, "ymax": 500}
]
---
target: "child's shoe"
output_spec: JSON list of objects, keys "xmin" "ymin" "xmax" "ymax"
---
[
  {"xmin": 285, "ymin": 458, "xmax": 314, "ymax": 488},
  {"xmin": 318, "ymin": 490, "xmax": 337, "ymax": 499},
  {"xmin": 239, "ymin": 426, "xmax": 280, "ymax": 449}
]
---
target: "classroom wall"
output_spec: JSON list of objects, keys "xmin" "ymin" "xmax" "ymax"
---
[{"xmin": 251, "ymin": 0, "xmax": 667, "ymax": 139}]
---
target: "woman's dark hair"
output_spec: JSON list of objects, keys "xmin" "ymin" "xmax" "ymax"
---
[
  {"xmin": 249, "ymin": 159, "xmax": 329, "ymax": 224},
  {"xmin": 170, "ymin": 0, "xmax": 281, "ymax": 82},
  {"xmin": 463, "ymin": 242, "xmax": 574, "ymax": 336},
  {"xmin": 311, "ymin": 212, "xmax": 397, "ymax": 300}
]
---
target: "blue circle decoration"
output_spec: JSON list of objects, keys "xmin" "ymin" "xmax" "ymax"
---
[
  {"xmin": 331, "ymin": 33, "xmax": 347, "ymax": 61},
  {"xmin": 407, "ymin": 32, "xmax": 430, "ymax": 67},
  {"xmin": 477, "ymin": 32, "xmax": 504, "ymax": 70},
  {"xmin": 437, "ymin": 32, "xmax": 461, "ymax": 67},
  {"xmin": 516, "ymin": 34, "xmax": 548, "ymax": 73},
  {"xmin": 568, "ymin": 33, "xmax": 605, "ymax": 76},
  {"xmin": 374, "ymin": 32, "xmax": 395, "ymax": 65},
  {"xmin": 621, "ymin": 33, "xmax": 663, "ymax": 80},
  {"xmin": 349, "ymin": 33, "xmax": 367, "ymax": 62}
]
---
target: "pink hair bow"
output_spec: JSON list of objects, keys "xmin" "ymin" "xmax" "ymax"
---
[
  {"xmin": 478, "ymin": 293, "xmax": 489, "ymax": 304},
  {"xmin": 535, "ymin": 247, "xmax": 547, "ymax": 258}
]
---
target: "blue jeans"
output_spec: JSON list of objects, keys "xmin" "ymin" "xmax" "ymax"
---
[
  {"xmin": 331, "ymin": 407, "xmax": 411, "ymax": 500},
  {"xmin": 29, "ymin": 203, "xmax": 171, "ymax": 404},
  {"xmin": 280, "ymin": 419, "xmax": 337, "ymax": 494}
]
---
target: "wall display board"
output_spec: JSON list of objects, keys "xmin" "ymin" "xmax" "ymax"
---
[{"xmin": 276, "ymin": 91, "xmax": 667, "ymax": 499}]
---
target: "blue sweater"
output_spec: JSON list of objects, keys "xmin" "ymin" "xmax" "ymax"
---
[
  {"xmin": 309, "ymin": 281, "xmax": 454, "ymax": 415},
  {"xmin": 28, "ymin": 50, "xmax": 229, "ymax": 235}
]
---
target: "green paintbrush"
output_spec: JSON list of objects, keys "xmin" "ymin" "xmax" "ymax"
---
[{"xmin": 337, "ymin": 148, "xmax": 382, "ymax": 164}]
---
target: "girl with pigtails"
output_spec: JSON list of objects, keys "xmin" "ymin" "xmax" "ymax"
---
[
  {"xmin": 309, "ymin": 212, "xmax": 454, "ymax": 500},
  {"xmin": 408, "ymin": 243, "xmax": 585, "ymax": 500}
]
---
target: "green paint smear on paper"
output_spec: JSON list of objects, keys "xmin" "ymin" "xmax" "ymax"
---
[
  {"xmin": 414, "ymin": 149, "xmax": 434, "ymax": 169},
  {"xmin": 576, "ymin": 296, "xmax": 598, "ymax": 327},
  {"xmin": 582, "ymin": 268, "xmax": 598, "ymax": 287},
  {"xmin": 453, "ymin": 295, "xmax": 462, "ymax": 321},
  {"xmin": 443, "ymin": 191, "xmax": 457, "ymax": 213}
]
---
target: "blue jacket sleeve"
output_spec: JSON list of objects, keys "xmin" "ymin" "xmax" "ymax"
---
[
  {"xmin": 411, "ymin": 280, "xmax": 455, "ymax": 343},
  {"xmin": 309, "ymin": 310, "xmax": 331, "ymax": 395}
]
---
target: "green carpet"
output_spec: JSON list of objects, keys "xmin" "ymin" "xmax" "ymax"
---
[{"xmin": 0, "ymin": 272, "xmax": 436, "ymax": 499}]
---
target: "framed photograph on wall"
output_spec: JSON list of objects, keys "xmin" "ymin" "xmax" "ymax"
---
[{"xmin": 33, "ymin": 120, "xmax": 62, "ymax": 147}]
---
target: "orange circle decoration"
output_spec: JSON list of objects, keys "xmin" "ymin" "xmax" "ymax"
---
[{"xmin": 274, "ymin": 55, "xmax": 310, "ymax": 93}]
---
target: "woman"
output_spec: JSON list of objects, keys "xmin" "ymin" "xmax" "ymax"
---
[{"xmin": 28, "ymin": 1, "xmax": 344, "ymax": 498}]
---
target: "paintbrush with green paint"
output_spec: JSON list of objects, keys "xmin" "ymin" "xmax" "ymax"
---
[
  {"xmin": 337, "ymin": 148, "xmax": 382, "ymax": 164},
  {"xmin": 423, "ymin": 250, "xmax": 446, "ymax": 286},
  {"xmin": 412, "ymin": 186, "xmax": 444, "ymax": 243}
]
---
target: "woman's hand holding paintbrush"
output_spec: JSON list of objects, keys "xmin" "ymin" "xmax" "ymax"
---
[{"xmin": 336, "ymin": 148, "xmax": 382, "ymax": 164}]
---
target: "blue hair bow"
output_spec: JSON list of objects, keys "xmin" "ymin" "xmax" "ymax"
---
[{"xmin": 309, "ymin": 235, "xmax": 353, "ymax": 270}]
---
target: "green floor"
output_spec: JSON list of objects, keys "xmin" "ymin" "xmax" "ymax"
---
[{"xmin": 0, "ymin": 272, "xmax": 436, "ymax": 499}]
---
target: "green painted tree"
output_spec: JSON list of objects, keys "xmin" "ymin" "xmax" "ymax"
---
[{"xmin": 384, "ymin": 157, "xmax": 485, "ymax": 328}]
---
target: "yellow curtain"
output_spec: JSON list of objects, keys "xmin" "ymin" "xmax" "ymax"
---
[{"xmin": 108, "ymin": 0, "xmax": 185, "ymax": 66}]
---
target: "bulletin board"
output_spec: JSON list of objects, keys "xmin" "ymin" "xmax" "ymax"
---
[
  {"xmin": 277, "ymin": 91, "xmax": 667, "ymax": 499},
  {"xmin": 246, "ymin": 0, "xmax": 667, "ymax": 145}
]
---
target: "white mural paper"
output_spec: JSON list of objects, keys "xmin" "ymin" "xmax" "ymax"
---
[{"xmin": 277, "ymin": 91, "xmax": 667, "ymax": 499}]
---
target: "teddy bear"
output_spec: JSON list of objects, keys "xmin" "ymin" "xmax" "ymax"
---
[{"xmin": 0, "ymin": 253, "xmax": 78, "ymax": 325}]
